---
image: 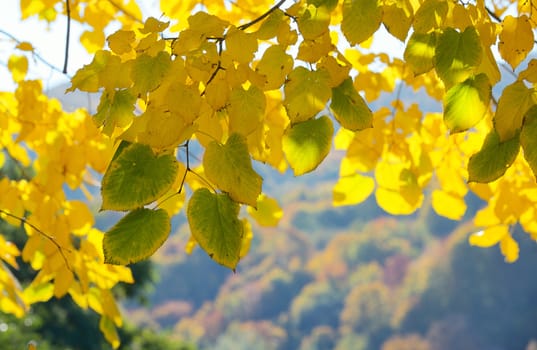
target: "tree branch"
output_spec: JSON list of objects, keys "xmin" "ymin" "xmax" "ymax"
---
[
  {"xmin": 238, "ymin": 0, "xmax": 288, "ymax": 31},
  {"xmin": 107, "ymin": 0, "xmax": 143, "ymax": 23},
  {"xmin": 63, "ymin": 0, "xmax": 71, "ymax": 73}
]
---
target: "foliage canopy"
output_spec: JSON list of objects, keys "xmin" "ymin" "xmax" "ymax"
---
[{"xmin": 2, "ymin": 0, "xmax": 537, "ymax": 346}]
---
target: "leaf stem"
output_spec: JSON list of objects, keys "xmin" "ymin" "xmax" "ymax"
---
[{"xmin": 238, "ymin": 0, "xmax": 288, "ymax": 31}]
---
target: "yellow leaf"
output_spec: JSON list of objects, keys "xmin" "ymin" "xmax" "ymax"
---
[
  {"xmin": 333, "ymin": 173, "xmax": 375, "ymax": 206},
  {"xmin": 404, "ymin": 32, "xmax": 437, "ymax": 75},
  {"xmin": 240, "ymin": 219, "xmax": 253, "ymax": 259},
  {"xmin": 297, "ymin": 4, "xmax": 331, "ymax": 40},
  {"xmin": 8, "ymin": 55, "xmax": 28, "ymax": 82},
  {"xmin": 247, "ymin": 194, "xmax": 283, "ymax": 227},
  {"xmin": 519, "ymin": 59, "xmax": 537, "ymax": 84},
  {"xmin": 16, "ymin": 42, "xmax": 33, "ymax": 51},
  {"xmin": 53, "ymin": 266, "xmax": 74, "ymax": 298},
  {"xmin": 254, "ymin": 45, "xmax": 294, "ymax": 91},
  {"xmin": 431, "ymin": 190, "xmax": 466, "ymax": 220},
  {"xmin": 413, "ymin": 0, "xmax": 448, "ymax": 33},
  {"xmin": 226, "ymin": 27, "xmax": 258, "ymax": 64},
  {"xmin": 499, "ymin": 15, "xmax": 534, "ymax": 69},
  {"xmin": 469, "ymin": 225, "xmax": 508, "ymax": 247},
  {"xmin": 23, "ymin": 282, "xmax": 54, "ymax": 304},
  {"xmin": 500, "ymin": 233, "xmax": 519, "ymax": 263},
  {"xmin": 297, "ymin": 31, "xmax": 333, "ymax": 63},
  {"xmin": 81, "ymin": 30, "xmax": 105, "ymax": 53},
  {"xmin": 375, "ymin": 187, "xmax": 422, "ymax": 215},
  {"xmin": 188, "ymin": 11, "xmax": 229, "ymax": 37},
  {"xmin": 107, "ymin": 30, "xmax": 135, "ymax": 55},
  {"xmin": 383, "ymin": 0, "xmax": 413, "ymax": 41},
  {"xmin": 140, "ymin": 17, "xmax": 169, "ymax": 34},
  {"xmin": 64, "ymin": 200, "xmax": 94, "ymax": 235}
]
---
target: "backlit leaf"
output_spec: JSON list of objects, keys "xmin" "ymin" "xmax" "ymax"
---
[
  {"xmin": 284, "ymin": 67, "xmax": 331, "ymax": 123},
  {"xmin": 103, "ymin": 208, "xmax": 170, "ymax": 265},
  {"xmin": 404, "ymin": 32, "xmax": 437, "ymax": 75},
  {"xmin": 254, "ymin": 45, "xmax": 294, "ymax": 90},
  {"xmin": 520, "ymin": 105, "xmax": 537, "ymax": 180},
  {"xmin": 413, "ymin": 0, "xmax": 448, "ymax": 33},
  {"xmin": 8, "ymin": 55, "xmax": 28, "ymax": 82},
  {"xmin": 282, "ymin": 116, "xmax": 334, "ymax": 176},
  {"xmin": 101, "ymin": 143, "xmax": 178, "ymax": 211},
  {"xmin": 500, "ymin": 233, "xmax": 519, "ymax": 263},
  {"xmin": 99, "ymin": 316, "xmax": 120, "ymax": 349},
  {"xmin": 382, "ymin": 0, "xmax": 413, "ymax": 41},
  {"xmin": 469, "ymin": 225, "xmax": 508, "ymax": 247},
  {"xmin": 431, "ymin": 190, "xmax": 466, "ymax": 220},
  {"xmin": 443, "ymin": 73, "xmax": 490, "ymax": 133},
  {"xmin": 67, "ymin": 50, "xmax": 111, "ymax": 92},
  {"xmin": 247, "ymin": 194, "xmax": 283, "ymax": 227},
  {"xmin": 341, "ymin": 0, "xmax": 382, "ymax": 45},
  {"xmin": 333, "ymin": 173, "xmax": 375, "ymax": 206},
  {"xmin": 226, "ymin": 26, "xmax": 258, "ymax": 64},
  {"xmin": 228, "ymin": 85, "xmax": 266, "ymax": 136},
  {"xmin": 187, "ymin": 188, "xmax": 243, "ymax": 270},
  {"xmin": 499, "ymin": 15, "xmax": 534, "ymax": 69},
  {"xmin": 468, "ymin": 129, "xmax": 520, "ymax": 183},
  {"xmin": 94, "ymin": 89, "xmax": 136, "ymax": 136},
  {"xmin": 298, "ymin": 4, "xmax": 331, "ymax": 40},
  {"xmin": 330, "ymin": 77, "xmax": 373, "ymax": 131},
  {"xmin": 493, "ymin": 80, "xmax": 536, "ymax": 141},
  {"xmin": 203, "ymin": 133, "xmax": 263, "ymax": 207},
  {"xmin": 107, "ymin": 30, "xmax": 136, "ymax": 55},
  {"xmin": 131, "ymin": 51, "xmax": 171, "ymax": 96},
  {"xmin": 434, "ymin": 26, "xmax": 482, "ymax": 87}
]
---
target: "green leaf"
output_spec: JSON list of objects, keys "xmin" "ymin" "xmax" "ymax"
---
[
  {"xmin": 131, "ymin": 51, "xmax": 171, "ymax": 96},
  {"xmin": 341, "ymin": 0, "xmax": 382, "ymax": 45},
  {"xmin": 434, "ymin": 26, "xmax": 482, "ymax": 88},
  {"xmin": 520, "ymin": 105, "xmax": 537, "ymax": 180},
  {"xmin": 101, "ymin": 143, "xmax": 178, "ymax": 211},
  {"xmin": 404, "ymin": 32, "xmax": 437, "ymax": 75},
  {"xmin": 330, "ymin": 77, "xmax": 372, "ymax": 131},
  {"xmin": 94, "ymin": 89, "xmax": 136, "ymax": 136},
  {"xmin": 298, "ymin": 4, "xmax": 331, "ymax": 40},
  {"xmin": 494, "ymin": 80, "xmax": 537, "ymax": 142},
  {"xmin": 443, "ymin": 73, "xmax": 490, "ymax": 133},
  {"xmin": 308, "ymin": 0, "xmax": 339, "ymax": 11},
  {"xmin": 187, "ymin": 188, "xmax": 243, "ymax": 270},
  {"xmin": 203, "ymin": 133, "xmax": 263, "ymax": 207},
  {"xmin": 468, "ymin": 129, "xmax": 520, "ymax": 183},
  {"xmin": 282, "ymin": 116, "xmax": 334, "ymax": 176},
  {"xmin": 283, "ymin": 67, "xmax": 331, "ymax": 123},
  {"xmin": 103, "ymin": 208, "xmax": 170, "ymax": 265}
]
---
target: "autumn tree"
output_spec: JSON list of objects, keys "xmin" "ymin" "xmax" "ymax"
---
[{"xmin": 1, "ymin": 0, "xmax": 537, "ymax": 347}]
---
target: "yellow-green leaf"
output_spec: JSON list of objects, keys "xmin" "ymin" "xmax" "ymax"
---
[
  {"xmin": 341, "ymin": 0, "xmax": 382, "ymax": 45},
  {"xmin": 131, "ymin": 51, "xmax": 171, "ymax": 96},
  {"xmin": 103, "ymin": 208, "xmax": 170, "ymax": 265},
  {"xmin": 493, "ymin": 80, "xmax": 536, "ymax": 142},
  {"xmin": 468, "ymin": 129, "xmax": 520, "ymax": 183},
  {"xmin": 499, "ymin": 15, "xmax": 534, "ymax": 69},
  {"xmin": 413, "ymin": 0, "xmax": 448, "ymax": 33},
  {"xmin": 187, "ymin": 188, "xmax": 243, "ymax": 270},
  {"xmin": 520, "ymin": 105, "xmax": 537, "ymax": 180},
  {"xmin": 226, "ymin": 26, "xmax": 258, "ymax": 64},
  {"xmin": 333, "ymin": 173, "xmax": 375, "ymax": 206},
  {"xmin": 443, "ymin": 73, "xmax": 490, "ymax": 133},
  {"xmin": 404, "ymin": 32, "xmax": 437, "ymax": 75},
  {"xmin": 282, "ymin": 116, "xmax": 334, "ymax": 176},
  {"xmin": 434, "ymin": 26, "xmax": 482, "ymax": 88},
  {"xmin": 107, "ymin": 30, "xmax": 135, "ymax": 55},
  {"xmin": 382, "ymin": 0, "xmax": 413, "ymax": 41},
  {"xmin": 330, "ymin": 77, "xmax": 373, "ymax": 131},
  {"xmin": 203, "ymin": 133, "xmax": 263, "ymax": 207},
  {"xmin": 99, "ymin": 316, "xmax": 120, "ymax": 349},
  {"xmin": 247, "ymin": 194, "xmax": 283, "ymax": 227},
  {"xmin": 284, "ymin": 67, "xmax": 331, "ymax": 123},
  {"xmin": 67, "ymin": 50, "xmax": 111, "ymax": 92},
  {"xmin": 228, "ymin": 85, "xmax": 266, "ymax": 136},
  {"xmin": 297, "ymin": 4, "xmax": 331, "ymax": 40},
  {"xmin": 94, "ymin": 89, "xmax": 136, "ymax": 136},
  {"xmin": 101, "ymin": 143, "xmax": 178, "ymax": 211}
]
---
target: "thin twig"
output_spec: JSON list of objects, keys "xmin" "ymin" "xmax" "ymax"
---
[
  {"xmin": 0, "ymin": 209, "xmax": 73, "ymax": 271},
  {"xmin": 238, "ymin": 0, "xmax": 288, "ymax": 31},
  {"xmin": 485, "ymin": 5, "xmax": 502, "ymax": 23},
  {"xmin": 0, "ymin": 29, "xmax": 68, "ymax": 77},
  {"xmin": 63, "ymin": 0, "xmax": 71, "ymax": 73},
  {"xmin": 178, "ymin": 141, "xmax": 190, "ymax": 194}
]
